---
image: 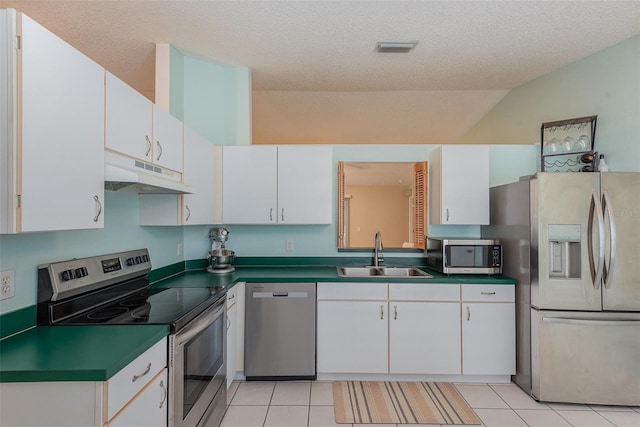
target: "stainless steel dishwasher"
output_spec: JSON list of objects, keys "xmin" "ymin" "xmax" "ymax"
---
[{"xmin": 245, "ymin": 282, "xmax": 316, "ymax": 380}]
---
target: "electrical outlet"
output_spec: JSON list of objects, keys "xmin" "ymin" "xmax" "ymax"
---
[
  {"xmin": 0, "ymin": 269, "xmax": 16, "ymax": 300},
  {"xmin": 286, "ymin": 239, "xmax": 295, "ymax": 252}
]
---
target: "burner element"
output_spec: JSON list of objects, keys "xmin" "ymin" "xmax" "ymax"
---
[
  {"xmin": 131, "ymin": 303, "xmax": 186, "ymax": 321},
  {"xmin": 87, "ymin": 307, "xmax": 129, "ymax": 320}
]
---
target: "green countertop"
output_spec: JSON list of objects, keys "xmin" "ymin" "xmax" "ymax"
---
[
  {"xmin": 0, "ymin": 264, "xmax": 514, "ymax": 383},
  {"xmin": 0, "ymin": 325, "xmax": 169, "ymax": 383},
  {"xmin": 154, "ymin": 266, "xmax": 516, "ymax": 289}
]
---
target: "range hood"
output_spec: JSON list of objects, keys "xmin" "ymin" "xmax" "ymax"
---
[
  {"xmin": 104, "ymin": 164, "xmax": 193, "ymax": 194},
  {"xmin": 104, "ymin": 148, "xmax": 193, "ymax": 195}
]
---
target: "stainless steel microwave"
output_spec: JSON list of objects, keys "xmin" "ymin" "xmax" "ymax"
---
[{"xmin": 425, "ymin": 238, "xmax": 502, "ymax": 274}]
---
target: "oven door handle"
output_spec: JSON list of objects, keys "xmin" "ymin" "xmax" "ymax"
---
[{"xmin": 174, "ymin": 297, "xmax": 225, "ymax": 347}]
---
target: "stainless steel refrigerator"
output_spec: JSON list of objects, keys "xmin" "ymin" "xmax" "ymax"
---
[{"xmin": 482, "ymin": 172, "xmax": 640, "ymax": 406}]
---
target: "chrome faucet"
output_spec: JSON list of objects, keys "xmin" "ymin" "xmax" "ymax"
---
[{"xmin": 373, "ymin": 231, "xmax": 384, "ymax": 267}]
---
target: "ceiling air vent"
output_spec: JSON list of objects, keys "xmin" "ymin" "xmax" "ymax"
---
[{"xmin": 375, "ymin": 41, "xmax": 418, "ymax": 53}]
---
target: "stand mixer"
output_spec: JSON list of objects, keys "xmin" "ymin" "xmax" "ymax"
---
[{"xmin": 207, "ymin": 227, "xmax": 235, "ymax": 274}]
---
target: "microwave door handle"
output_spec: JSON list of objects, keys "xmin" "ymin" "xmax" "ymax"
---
[
  {"xmin": 602, "ymin": 191, "xmax": 616, "ymax": 288},
  {"xmin": 588, "ymin": 192, "xmax": 605, "ymax": 290}
]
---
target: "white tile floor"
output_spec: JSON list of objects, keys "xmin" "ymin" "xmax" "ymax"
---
[{"xmin": 221, "ymin": 381, "xmax": 640, "ymax": 427}]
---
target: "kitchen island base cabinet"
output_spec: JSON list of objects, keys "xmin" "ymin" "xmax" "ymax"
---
[{"xmin": 0, "ymin": 337, "xmax": 168, "ymax": 427}]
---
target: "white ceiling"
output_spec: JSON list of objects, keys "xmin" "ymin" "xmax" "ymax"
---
[{"xmin": 4, "ymin": 0, "xmax": 640, "ymax": 144}]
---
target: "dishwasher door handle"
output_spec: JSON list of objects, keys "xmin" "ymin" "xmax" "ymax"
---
[{"xmin": 252, "ymin": 291, "xmax": 309, "ymax": 298}]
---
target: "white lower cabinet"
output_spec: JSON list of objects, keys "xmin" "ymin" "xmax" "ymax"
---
[
  {"xmin": 106, "ymin": 369, "xmax": 168, "ymax": 427},
  {"xmin": 226, "ymin": 286, "xmax": 238, "ymax": 389},
  {"xmin": 389, "ymin": 301, "xmax": 461, "ymax": 374},
  {"xmin": 317, "ymin": 282, "xmax": 515, "ymax": 379},
  {"xmin": 317, "ymin": 283, "xmax": 388, "ymax": 374},
  {"xmin": 233, "ymin": 283, "xmax": 246, "ymax": 377},
  {"xmin": 0, "ymin": 337, "xmax": 168, "ymax": 427},
  {"xmin": 461, "ymin": 285, "xmax": 516, "ymax": 375},
  {"xmin": 388, "ymin": 283, "xmax": 461, "ymax": 374},
  {"xmin": 317, "ymin": 300, "xmax": 389, "ymax": 373}
]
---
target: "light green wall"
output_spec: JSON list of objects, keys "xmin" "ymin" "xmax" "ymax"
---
[
  {"xmin": 0, "ymin": 191, "xmax": 183, "ymax": 314},
  {"xmin": 169, "ymin": 45, "xmax": 184, "ymax": 121},
  {"xmin": 461, "ymin": 35, "xmax": 640, "ymax": 173},
  {"xmin": 169, "ymin": 48, "xmax": 251, "ymax": 145}
]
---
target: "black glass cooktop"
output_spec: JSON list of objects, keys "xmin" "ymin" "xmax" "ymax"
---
[{"xmin": 51, "ymin": 285, "xmax": 226, "ymax": 332}]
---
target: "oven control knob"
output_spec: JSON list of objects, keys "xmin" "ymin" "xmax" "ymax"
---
[
  {"xmin": 142, "ymin": 254, "xmax": 149, "ymax": 263},
  {"xmin": 60, "ymin": 269, "xmax": 75, "ymax": 281},
  {"xmin": 135, "ymin": 256, "xmax": 142, "ymax": 264},
  {"xmin": 126, "ymin": 257, "xmax": 135, "ymax": 266},
  {"xmin": 74, "ymin": 267, "xmax": 88, "ymax": 278}
]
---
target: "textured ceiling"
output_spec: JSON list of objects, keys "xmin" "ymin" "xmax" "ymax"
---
[{"xmin": 3, "ymin": 0, "xmax": 640, "ymax": 144}]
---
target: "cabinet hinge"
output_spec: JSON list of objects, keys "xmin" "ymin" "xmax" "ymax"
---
[
  {"xmin": 16, "ymin": 35, "xmax": 21, "ymax": 50},
  {"xmin": 16, "ymin": 194, "xmax": 21, "ymax": 208}
]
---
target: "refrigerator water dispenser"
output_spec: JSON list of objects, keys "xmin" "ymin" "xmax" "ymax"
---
[{"xmin": 548, "ymin": 225, "xmax": 581, "ymax": 279}]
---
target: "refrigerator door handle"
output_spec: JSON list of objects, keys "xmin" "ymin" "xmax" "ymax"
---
[
  {"xmin": 543, "ymin": 317, "xmax": 640, "ymax": 327},
  {"xmin": 588, "ymin": 192, "xmax": 605, "ymax": 290},
  {"xmin": 602, "ymin": 191, "xmax": 617, "ymax": 289}
]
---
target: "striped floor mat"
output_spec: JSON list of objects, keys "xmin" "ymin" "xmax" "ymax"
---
[{"xmin": 333, "ymin": 381, "xmax": 482, "ymax": 425}]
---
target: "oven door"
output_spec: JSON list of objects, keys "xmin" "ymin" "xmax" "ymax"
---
[{"xmin": 169, "ymin": 296, "xmax": 226, "ymax": 427}]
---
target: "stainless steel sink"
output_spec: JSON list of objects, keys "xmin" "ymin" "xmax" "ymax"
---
[{"xmin": 336, "ymin": 266, "xmax": 432, "ymax": 278}]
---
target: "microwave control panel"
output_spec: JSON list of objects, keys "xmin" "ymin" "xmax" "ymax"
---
[{"xmin": 491, "ymin": 245, "xmax": 502, "ymax": 267}]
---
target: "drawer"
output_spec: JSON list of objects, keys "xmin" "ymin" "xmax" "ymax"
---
[
  {"xmin": 106, "ymin": 337, "xmax": 167, "ymax": 420},
  {"xmin": 317, "ymin": 282, "xmax": 387, "ymax": 300},
  {"xmin": 389, "ymin": 283, "xmax": 460, "ymax": 301},
  {"xmin": 461, "ymin": 284, "xmax": 514, "ymax": 302}
]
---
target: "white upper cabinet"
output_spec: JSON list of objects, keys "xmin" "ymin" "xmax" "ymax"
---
[
  {"xmin": 105, "ymin": 73, "xmax": 183, "ymax": 173},
  {"xmin": 181, "ymin": 127, "xmax": 215, "ymax": 224},
  {"xmin": 152, "ymin": 105, "xmax": 183, "ymax": 172},
  {"xmin": 277, "ymin": 146, "xmax": 333, "ymax": 224},
  {"xmin": 222, "ymin": 145, "xmax": 332, "ymax": 224},
  {"xmin": 139, "ymin": 126, "xmax": 215, "ymax": 226},
  {"xmin": 222, "ymin": 146, "xmax": 278, "ymax": 224},
  {"xmin": 105, "ymin": 71, "xmax": 153, "ymax": 162},
  {"xmin": 1, "ymin": 10, "xmax": 105, "ymax": 233},
  {"xmin": 429, "ymin": 145, "xmax": 489, "ymax": 225}
]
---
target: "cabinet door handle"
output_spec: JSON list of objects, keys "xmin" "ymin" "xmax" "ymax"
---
[
  {"xmin": 480, "ymin": 291, "xmax": 496, "ymax": 296},
  {"xmin": 281, "ymin": 208, "xmax": 285, "ymax": 221},
  {"xmin": 132, "ymin": 362, "xmax": 151, "ymax": 382},
  {"xmin": 93, "ymin": 195, "xmax": 102, "ymax": 222},
  {"xmin": 185, "ymin": 205, "xmax": 191, "ymax": 222},
  {"xmin": 446, "ymin": 208, "xmax": 450, "ymax": 222},
  {"xmin": 227, "ymin": 316, "xmax": 231, "ymax": 330},
  {"xmin": 466, "ymin": 306, "xmax": 471, "ymax": 321},
  {"xmin": 269, "ymin": 208, "xmax": 273, "ymax": 221},
  {"xmin": 394, "ymin": 305, "xmax": 398, "ymax": 320},
  {"xmin": 145, "ymin": 135, "xmax": 152, "ymax": 157},
  {"xmin": 380, "ymin": 305, "xmax": 384, "ymax": 320},
  {"xmin": 159, "ymin": 379, "xmax": 167, "ymax": 409},
  {"xmin": 156, "ymin": 140, "xmax": 163, "ymax": 161},
  {"xmin": 228, "ymin": 294, "xmax": 235, "ymax": 301}
]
